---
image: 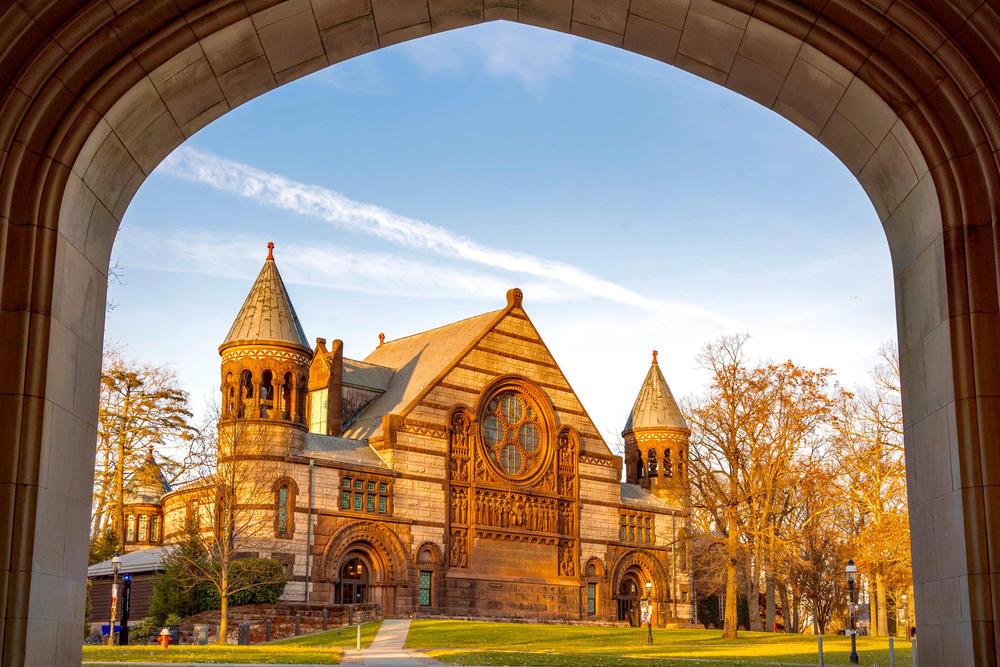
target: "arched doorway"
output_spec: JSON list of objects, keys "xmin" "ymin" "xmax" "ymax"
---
[
  {"xmin": 334, "ymin": 555, "xmax": 370, "ymax": 605},
  {"xmin": 1, "ymin": 2, "xmax": 999, "ymax": 664},
  {"xmin": 617, "ymin": 571, "xmax": 643, "ymax": 627},
  {"xmin": 320, "ymin": 522, "xmax": 410, "ymax": 618}
]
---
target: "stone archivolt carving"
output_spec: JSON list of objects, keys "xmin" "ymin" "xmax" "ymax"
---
[
  {"xmin": 321, "ymin": 521, "xmax": 409, "ymax": 584},
  {"xmin": 558, "ymin": 540, "xmax": 576, "ymax": 577}
]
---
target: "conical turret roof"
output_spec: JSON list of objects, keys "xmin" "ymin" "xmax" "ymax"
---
[
  {"xmin": 124, "ymin": 447, "xmax": 171, "ymax": 504},
  {"xmin": 221, "ymin": 242, "xmax": 309, "ymax": 351},
  {"xmin": 624, "ymin": 350, "xmax": 688, "ymax": 433}
]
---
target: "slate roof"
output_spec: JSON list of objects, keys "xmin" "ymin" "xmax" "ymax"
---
[
  {"xmin": 340, "ymin": 309, "xmax": 504, "ymax": 440},
  {"xmin": 623, "ymin": 354, "xmax": 688, "ymax": 432},
  {"xmin": 88, "ymin": 546, "xmax": 174, "ymax": 577},
  {"xmin": 342, "ymin": 358, "xmax": 395, "ymax": 391},
  {"xmin": 304, "ymin": 432, "xmax": 389, "ymax": 470},
  {"xmin": 221, "ymin": 250, "xmax": 309, "ymax": 351},
  {"xmin": 619, "ymin": 482, "xmax": 675, "ymax": 511}
]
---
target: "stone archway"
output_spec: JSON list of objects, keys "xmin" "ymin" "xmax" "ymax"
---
[
  {"xmin": 320, "ymin": 521, "xmax": 410, "ymax": 617},
  {"xmin": 612, "ymin": 549, "xmax": 672, "ymax": 627},
  {"xmin": 0, "ymin": 2, "xmax": 998, "ymax": 664}
]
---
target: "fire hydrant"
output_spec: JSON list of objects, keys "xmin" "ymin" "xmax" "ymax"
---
[{"xmin": 157, "ymin": 628, "xmax": 171, "ymax": 651}]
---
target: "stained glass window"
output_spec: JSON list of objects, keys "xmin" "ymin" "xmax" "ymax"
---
[
  {"xmin": 481, "ymin": 390, "xmax": 545, "ymax": 477},
  {"xmin": 137, "ymin": 515, "xmax": 148, "ymax": 542},
  {"xmin": 126, "ymin": 515, "xmax": 135, "ymax": 542},
  {"xmin": 587, "ymin": 582, "xmax": 597, "ymax": 614},
  {"xmin": 419, "ymin": 571, "xmax": 432, "ymax": 606},
  {"xmin": 341, "ymin": 491, "xmax": 350, "ymax": 510},
  {"xmin": 277, "ymin": 485, "xmax": 289, "ymax": 536}
]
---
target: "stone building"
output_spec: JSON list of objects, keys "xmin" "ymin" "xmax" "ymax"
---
[{"xmin": 129, "ymin": 243, "xmax": 694, "ymax": 625}]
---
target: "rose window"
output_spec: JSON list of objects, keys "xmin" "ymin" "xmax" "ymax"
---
[{"xmin": 481, "ymin": 390, "xmax": 544, "ymax": 477}]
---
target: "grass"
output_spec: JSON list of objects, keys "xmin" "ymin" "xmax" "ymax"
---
[
  {"xmin": 406, "ymin": 620, "xmax": 913, "ymax": 667},
  {"xmin": 81, "ymin": 620, "xmax": 381, "ymax": 664}
]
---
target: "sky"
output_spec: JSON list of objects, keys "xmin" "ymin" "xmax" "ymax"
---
[{"xmin": 107, "ymin": 21, "xmax": 896, "ymax": 445}]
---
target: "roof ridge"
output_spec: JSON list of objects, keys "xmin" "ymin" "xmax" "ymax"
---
[{"xmin": 371, "ymin": 308, "xmax": 505, "ymax": 351}]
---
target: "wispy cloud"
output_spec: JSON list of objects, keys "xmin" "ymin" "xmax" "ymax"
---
[
  {"xmin": 397, "ymin": 21, "xmax": 576, "ymax": 95},
  {"xmin": 119, "ymin": 228, "xmax": 572, "ymax": 302},
  {"xmin": 159, "ymin": 146, "xmax": 741, "ymax": 327}
]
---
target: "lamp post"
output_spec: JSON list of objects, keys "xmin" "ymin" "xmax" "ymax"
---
[
  {"xmin": 109, "ymin": 554, "xmax": 122, "ymax": 646},
  {"xmin": 645, "ymin": 581, "xmax": 653, "ymax": 645},
  {"xmin": 846, "ymin": 559, "xmax": 859, "ymax": 664}
]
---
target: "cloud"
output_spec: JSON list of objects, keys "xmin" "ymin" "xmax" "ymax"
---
[
  {"xmin": 159, "ymin": 146, "xmax": 741, "ymax": 327},
  {"xmin": 397, "ymin": 21, "xmax": 576, "ymax": 94},
  {"xmin": 118, "ymin": 228, "xmax": 574, "ymax": 302}
]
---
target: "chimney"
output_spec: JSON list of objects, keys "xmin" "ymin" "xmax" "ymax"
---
[{"xmin": 327, "ymin": 339, "xmax": 344, "ymax": 437}]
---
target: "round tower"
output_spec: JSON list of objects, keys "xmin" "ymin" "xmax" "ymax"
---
[
  {"xmin": 622, "ymin": 350, "xmax": 690, "ymax": 506},
  {"xmin": 119, "ymin": 446, "xmax": 169, "ymax": 552},
  {"xmin": 219, "ymin": 242, "xmax": 312, "ymax": 457}
]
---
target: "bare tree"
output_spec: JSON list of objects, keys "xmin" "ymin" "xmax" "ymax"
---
[{"xmin": 170, "ymin": 407, "xmax": 289, "ymax": 642}]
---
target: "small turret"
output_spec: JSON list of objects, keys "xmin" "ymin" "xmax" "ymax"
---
[
  {"xmin": 219, "ymin": 242, "xmax": 312, "ymax": 455},
  {"xmin": 622, "ymin": 350, "xmax": 690, "ymax": 504}
]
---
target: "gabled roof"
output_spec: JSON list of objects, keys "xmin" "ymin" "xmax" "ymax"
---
[
  {"xmin": 342, "ymin": 358, "xmax": 394, "ymax": 392},
  {"xmin": 340, "ymin": 308, "xmax": 505, "ymax": 439},
  {"xmin": 221, "ymin": 243, "xmax": 309, "ymax": 351},
  {"xmin": 624, "ymin": 351, "xmax": 688, "ymax": 433},
  {"xmin": 88, "ymin": 546, "xmax": 174, "ymax": 577}
]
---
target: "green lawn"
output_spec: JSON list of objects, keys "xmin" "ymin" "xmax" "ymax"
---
[
  {"xmin": 81, "ymin": 620, "xmax": 381, "ymax": 664},
  {"xmin": 406, "ymin": 620, "xmax": 913, "ymax": 667}
]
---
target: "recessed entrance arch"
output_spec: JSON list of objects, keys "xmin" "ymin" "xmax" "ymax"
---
[{"xmin": 0, "ymin": 1, "xmax": 998, "ymax": 665}]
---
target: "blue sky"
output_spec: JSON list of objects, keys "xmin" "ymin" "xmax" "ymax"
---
[{"xmin": 109, "ymin": 21, "xmax": 895, "ymax": 444}]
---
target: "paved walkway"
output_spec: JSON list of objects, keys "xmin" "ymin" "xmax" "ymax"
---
[{"xmin": 340, "ymin": 619, "xmax": 445, "ymax": 666}]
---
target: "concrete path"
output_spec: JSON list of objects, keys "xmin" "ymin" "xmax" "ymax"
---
[{"xmin": 340, "ymin": 619, "xmax": 445, "ymax": 666}]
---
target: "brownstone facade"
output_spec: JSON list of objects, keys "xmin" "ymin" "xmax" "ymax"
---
[{"xmin": 149, "ymin": 251, "xmax": 693, "ymax": 626}]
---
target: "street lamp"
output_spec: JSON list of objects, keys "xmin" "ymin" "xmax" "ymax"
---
[
  {"xmin": 109, "ymin": 554, "xmax": 122, "ymax": 646},
  {"xmin": 645, "ymin": 581, "xmax": 653, "ymax": 645},
  {"xmin": 845, "ymin": 559, "xmax": 859, "ymax": 665}
]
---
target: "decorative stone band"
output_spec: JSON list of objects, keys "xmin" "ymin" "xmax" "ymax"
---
[
  {"xmin": 222, "ymin": 347, "xmax": 311, "ymax": 365},
  {"xmin": 580, "ymin": 455, "xmax": 618, "ymax": 468},
  {"xmin": 625, "ymin": 430, "xmax": 689, "ymax": 444}
]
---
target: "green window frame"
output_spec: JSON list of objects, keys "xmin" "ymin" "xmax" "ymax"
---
[
  {"xmin": 378, "ymin": 496, "xmax": 387, "ymax": 513},
  {"xmin": 340, "ymin": 491, "xmax": 350, "ymax": 510},
  {"xmin": 342, "ymin": 477, "xmax": 351, "ymax": 489},
  {"xmin": 366, "ymin": 494, "xmax": 375, "ymax": 512},
  {"xmin": 378, "ymin": 482, "xmax": 387, "ymax": 493},
  {"xmin": 354, "ymin": 479, "xmax": 363, "ymax": 491},
  {"xmin": 587, "ymin": 582, "xmax": 596, "ymax": 614},
  {"xmin": 354, "ymin": 493, "xmax": 362, "ymax": 511},
  {"xmin": 419, "ymin": 571, "xmax": 432, "ymax": 606}
]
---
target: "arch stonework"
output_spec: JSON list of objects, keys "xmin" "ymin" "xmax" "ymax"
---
[
  {"xmin": 0, "ymin": 1, "xmax": 998, "ymax": 664},
  {"xmin": 320, "ymin": 520, "xmax": 410, "ymax": 585}
]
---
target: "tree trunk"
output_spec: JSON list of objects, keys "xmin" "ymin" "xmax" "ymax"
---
[
  {"xmin": 218, "ymin": 587, "xmax": 228, "ymax": 644},
  {"xmin": 722, "ymin": 502, "xmax": 739, "ymax": 639},
  {"xmin": 746, "ymin": 561, "xmax": 762, "ymax": 631},
  {"xmin": 777, "ymin": 579, "xmax": 792, "ymax": 633},
  {"xmin": 875, "ymin": 569, "xmax": 889, "ymax": 637},
  {"xmin": 765, "ymin": 569, "xmax": 776, "ymax": 631}
]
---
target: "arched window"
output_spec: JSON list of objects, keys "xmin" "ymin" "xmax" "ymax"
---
[
  {"xmin": 126, "ymin": 515, "xmax": 135, "ymax": 542},
  {"xmin": 647, "ymin": 449, "xmax": 658, "ymax": 477},
  {"xmin": 260, "ymin": 370, "xmax": 274, "ymax": 418},
  {"xmin": 636, "ymin": 453, "xmax": 643, "ymax": 480},
  {"xmin": 237, "ymin": 370, "xmax": 253, "ymax": 418},
  {"xmin": 224, "ymin": 372, "xmax": 234, "ymax": 417},
  {"xmin": 274, "ymin": 478, "xmax": 296, "ymax": 538},
  {"xmin": 281, "ymin": 372, "xmax": 293, "ymax": 420},
  {"xmin": 664, "ymin": 449, "xmax": 673, "ymax": 478},
  {"xmin": 677, "ymin": 449, "xmax": 684, "ymax": 479},
  {"xmin": 296, "ymin": 376, "xmax": 307, "ymax": 423}
]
